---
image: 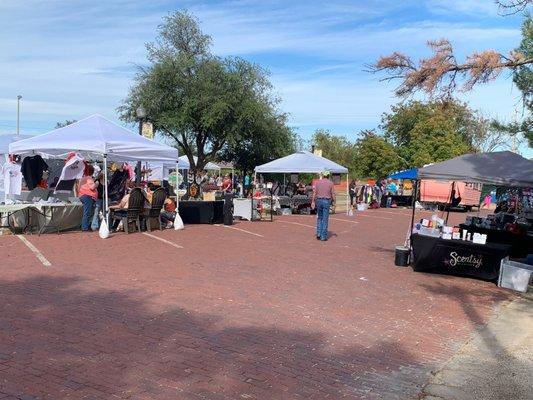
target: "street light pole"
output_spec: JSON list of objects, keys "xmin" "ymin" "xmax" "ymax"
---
[
  {"xmin": 135, "ymin": 106, "xmax": 147, "ymax": 185},
  {"xmin": 16, "ymin": 95, "xmax": 22, "ymax": 135}
]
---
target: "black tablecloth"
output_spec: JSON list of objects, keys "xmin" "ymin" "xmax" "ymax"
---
[
  {"xmin": 178, "ymin": 201, "xmax": 224, "ymax": 224},
  {"xmin": 381, "ymin": 195, "xmax": 413, "ymax": 207},
  {"xmin": 411, "ymin": 233, "xmax": 512, "ymax": 281},
  {"xmin": 459, "ymin": 224, "xmax": 533, "ymax": 258}
]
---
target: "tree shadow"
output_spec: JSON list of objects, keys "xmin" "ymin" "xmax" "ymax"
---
[
  {"xmin": 0, "ymin": 275, "xmax": 431, "ymax": 400},
  {"xmin": 418, "ymin": 282, "xmax": 528, "ymax": 399}
]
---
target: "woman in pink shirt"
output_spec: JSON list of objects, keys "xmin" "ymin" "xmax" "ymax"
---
[{"xmin": 78, "ymin": 165, "xmax": 98, "ymax": 231}]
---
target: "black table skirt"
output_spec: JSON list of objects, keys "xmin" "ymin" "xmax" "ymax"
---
[
  {"xmin": 381, "ymin": 195, "xmax": 413, "ymax": 207},
  {"xmin": 411, "ymin": 233, "xmax": 512, "ymax": 281},
  {"xmin": 459, "ymin": 224, "xmax": 533, "ymax": 258},
  {"xmin": 178, "ymin": 201, "xmax": 224, "ymax": 224}
]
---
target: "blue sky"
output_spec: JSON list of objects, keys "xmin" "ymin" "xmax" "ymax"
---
[{"xmin": 0, "ymin": 0, "xmax": 530, "ymax": 155}]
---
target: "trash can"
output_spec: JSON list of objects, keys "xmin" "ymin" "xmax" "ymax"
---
[
  {"xmin": 395, "ymin": 246, "xmax": 410, "ymax": 267},
  {"xmin": 223, "ymin": 193, "xmax": 234, "ymax": 226}
]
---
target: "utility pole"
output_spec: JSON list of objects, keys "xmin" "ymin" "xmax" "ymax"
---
[{"xmin": 16, "ymin": 95, "xmax": 22, "ymax": 135}]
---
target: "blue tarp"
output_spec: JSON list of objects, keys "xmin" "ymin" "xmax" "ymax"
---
[{"xmin": 388, "ymin": 168, "xmax": 417, "ymax": 180}]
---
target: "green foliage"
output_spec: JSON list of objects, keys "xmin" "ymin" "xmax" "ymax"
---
[
  {"xmin": 355, "ymin": 130, "xmax": 400, "ymax": 179},
  {"xmin": 513, "ymin": 14, "xmax": 533, "ymax": 146},
  {"xmin": 221, "ymin": 112, "xmax": 297, "ymax": 175},
  {"xmin": 118, "ymin": 11, "xmax": 294, "ymax": 172},
  {"xmin": 55, "ymin": 120, "xmax": 77, "ymax": 129},
  {"xmin": 380, "ymin": 99, "xmax": 478, "ymax": 167},
  {"xmin": 312, "ymin": 129, "xmax": 358, "ymax": 177}
]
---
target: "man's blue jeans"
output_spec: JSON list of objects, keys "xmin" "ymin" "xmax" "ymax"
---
[
  {"xmin": 316, "ymin": 198, "xmax": 331, "ymax": 240},
  {"xmin": 80, "ymin": 195, "xmax": 95, "ymax": 231}
]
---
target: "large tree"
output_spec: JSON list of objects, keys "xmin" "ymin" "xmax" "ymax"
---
[
  {"xmin": 311, "ymin": 129, "xmax": 358, "ymax": 176},
  {"xmin": 119, "ymin": 11, "xmax": 292, "ymax": 173},
  {"xmin": 220, "ymin": 111, "xmax": 297, "ymax": 177},
  {"xmin": 354, "ymin": 131, "xmax": 400, "ymax": 179},
  {"xmin": 380, "ymin": 99, "xmax": 483, "ymax": 167}
]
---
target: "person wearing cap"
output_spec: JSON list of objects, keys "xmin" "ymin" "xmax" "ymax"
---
[{"xmin": 311, "ymin": 170, "xmax": 336, "ymax": 241}]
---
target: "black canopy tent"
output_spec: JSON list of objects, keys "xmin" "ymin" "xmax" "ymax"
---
[
  {"xmin": 409, "ymin": 151, "xmax": 533, "ymax": 239},
  {"xmin": 404, "ymin": 151, "xmax": 533, "ymax": 280}
]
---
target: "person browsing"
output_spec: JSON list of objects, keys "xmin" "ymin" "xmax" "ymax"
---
[{"xmin": 311, "ymin": 170, "xmax": 336, "ymax": 241}]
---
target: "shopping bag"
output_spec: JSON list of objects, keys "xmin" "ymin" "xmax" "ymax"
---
[
  {"xmin": 174, "ymin": 212, "xmax": 184, "ymax": 230},
  {"xmin": 348, "ymin": 208, "xmax": 354, "ymax": 217},
  {"xmin": 99, "ymin": 218, "xmax": 110, "ymax": 239}
]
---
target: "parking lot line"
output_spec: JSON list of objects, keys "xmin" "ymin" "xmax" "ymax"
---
[
  {"xmin": 214, "ymin": 224, "xmax": 264, "ymax": 237},
  {"xmin": 277, "ymin": 220, "xmax": 315, "ymax": 229},
  {"xmin": 142, "ymin": 232, "xmax": 183, "ymax": 249},
  {"xmin": 17, "ymin": 235, "xmax": 52, "ymax": 267},
  {"xmin": 329, "ymin": 217, "xmax": 359, "ymax": 224}
]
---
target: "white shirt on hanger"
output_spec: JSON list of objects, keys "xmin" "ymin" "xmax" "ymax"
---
[{"xmin": 3, "ymin": 162, "xmax": 22, "ymax": 195}]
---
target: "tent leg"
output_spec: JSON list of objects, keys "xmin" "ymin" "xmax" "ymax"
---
[
  {"xmin": 103, "ymin": 154, "xmax": 109, "ymax": 227},
  {"xmin": 445, "ymin": 181, "xmax": 455, "ymax": 225},
  {"xmin": 175, "ymin": 162, "xmax": 179, "ymax": 208},
  {"xmin": 408, "ymin": 179, "xmax": 418, "ymax": 248},
  {"xmin": 346, "ymin": 172, "xmax": 349, "ymax": 215}
]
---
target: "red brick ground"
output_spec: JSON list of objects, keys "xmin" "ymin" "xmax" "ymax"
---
[{"xmin": 0, "ymin": 209, "xmax": 516, "ymax": 399}]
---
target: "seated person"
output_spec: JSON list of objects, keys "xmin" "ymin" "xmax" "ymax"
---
[
  {"xmin": 109, "ymin": 182, "xmax": 148, "ymax": 231},
  {"xmin": 160, "ymin": 196, "xmax": 177, "ymax": 229}
]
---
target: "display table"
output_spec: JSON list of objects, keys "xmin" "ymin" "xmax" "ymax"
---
[
  {"xmin": 0, "ymin": 203, "xmax": 83, "ymax": 234},
  {"xmin": 381, "ymin": 194, "xmax": 413, "ymax": 207},
  {"xmin": 178, "ymin": 200, "xmax": 224, "ymax": 224},
  {"xmin": 459, "ymin": 224, "xmax": 533, "ymax": 258},
  {"xmin": 411, "ymin": 233, "xmax": 512, "ymax": 281}
]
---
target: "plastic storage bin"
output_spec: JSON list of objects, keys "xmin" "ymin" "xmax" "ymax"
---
[{"xmin": 498, "ymin": 258, "xmax": 533, "ymax": 293}]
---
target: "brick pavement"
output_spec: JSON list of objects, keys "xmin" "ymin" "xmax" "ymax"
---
[{"xmin": 0, "ymin": 209, "xmax": 516, "ymax": 399}]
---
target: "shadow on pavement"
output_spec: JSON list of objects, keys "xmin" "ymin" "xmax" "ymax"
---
[{"xmin": 0, "ymin": 275, "xmax": 430, "ymax": 400}]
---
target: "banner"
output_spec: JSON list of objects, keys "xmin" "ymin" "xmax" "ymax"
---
[{"xmin": 142, "ymin": 122, "xmax": 154, "ymax": 139}]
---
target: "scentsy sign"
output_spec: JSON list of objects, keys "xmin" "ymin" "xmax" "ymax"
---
[{"xmin": 446, "ymin": 251, "xmax": 483, "ymax": 269}]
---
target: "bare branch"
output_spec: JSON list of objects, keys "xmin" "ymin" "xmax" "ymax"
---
[
  {"xmin": 369, "ymin": 37, "xmax": 533, "ymax": 97},
  {"xmin": 495, "ymin": 0, "xmax": 532, "ymax": 16}
]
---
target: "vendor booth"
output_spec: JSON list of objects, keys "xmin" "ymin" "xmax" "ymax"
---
[
  {"xmin": 7, "ymin": 115, "xmax": 179, "ymax": 232},
  {"xmin": 385, "ymin": 168, "xmax": 417, "ymax": 207},
  {"xmin": 407, "ymin": 151, "xmax": 533, "ymax": 281},
  {"xmin": 252, "ymin": 151, "xmax": 349, "ymax": 220}
]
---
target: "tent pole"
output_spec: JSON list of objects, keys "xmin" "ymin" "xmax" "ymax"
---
[
  {"xmin": 408, "ymin": 179, "xmax": 418, "ymax": 248},
  {"xmin": 103, "ymin": 154, "xmax": 109, "ymax": 227},
  {"xmin": 345, "ymin": 172, "xmax": 349, "ymax": 214},
  {"xmin": 445, "ymin": 181, "xmax": 455, "ymax": 225},
  {"xmin": 175, "ymin": 161, "xmax": 179, "ymax": 208}
]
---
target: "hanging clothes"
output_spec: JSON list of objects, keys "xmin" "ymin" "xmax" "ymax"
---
[
  {"xmin": 3, "ymin": 162, "xmax": 22, "ymax": 196},
  {"xmin": 21, "ymin": 155, "xmax": 48, "ymax": 190}
]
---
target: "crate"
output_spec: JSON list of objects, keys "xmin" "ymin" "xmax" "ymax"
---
[{"xmin": 498, "ymin": 258, "xmax": 533, "ymax": 293}]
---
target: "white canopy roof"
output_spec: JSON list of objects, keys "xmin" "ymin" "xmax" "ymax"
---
[
  {"xmin": 0, "ymin": 133, "xmax": 32, "ymax": 155},
  {"xmin": 255, "ymin": 151, "xmax": 348, "ymax": 174},
  {"xmin": 178, "ymin": 155, "xmax": 221, "ymax": 171},
  {"xmin": 9, "ymin": 114, "xmax": 179, "ymax": 163}
]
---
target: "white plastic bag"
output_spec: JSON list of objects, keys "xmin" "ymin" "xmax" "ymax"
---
[
  {"xmin": 99, "ymin": 218, "xmax": 110, "ymax": 239},
  {"xmin": 348, "ymin": 208, "xmax": 354, "ymax": 217},
  {"xmin": 174, "ymin": 212, "xmax": 184, "ymax": 230}
]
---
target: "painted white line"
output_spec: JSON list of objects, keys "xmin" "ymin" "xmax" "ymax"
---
[
  {"xmin": 330, "ymin": 217, "xmax": 359, "ymax": 224},
  {"xmin": 214, "ymin": 224, "xmax": 264, "ymax": 237},
  {"xmin": 142, "ymin": 232, "xmax": 183, "ymax": 249},
  {"xmin": 278, "ymin": 220, "xmax": 315, "ymax": 229},
  {"xmin": 17, "ymin": 235, "xmax": 52, "ymax": 267},
  {"xmin": 353, "ymin": 213, "xmax": 392, "ymax": 220}
]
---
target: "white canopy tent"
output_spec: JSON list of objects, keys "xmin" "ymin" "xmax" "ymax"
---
[
  {"xmin": 9, "ymin": 114, "xmax": 179, "ymax": 223},
  {"xmin": 178, "ymin": 155, "xmax": 221, "ymax": 171},
  {"xmin": 254, "ymin": 151, "xmax": 350, "ymax": 214},
  {"xmin": 1, "ymin": 133, "xmax": 33, "ymax": 159}
]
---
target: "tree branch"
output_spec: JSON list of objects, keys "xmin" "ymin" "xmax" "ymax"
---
[{"xmin": 369, "ymin": 37, "xmax": 533, "ymax": 97}]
